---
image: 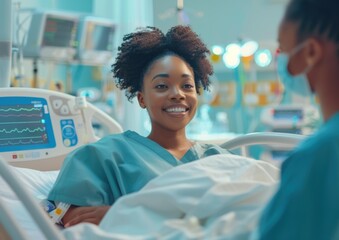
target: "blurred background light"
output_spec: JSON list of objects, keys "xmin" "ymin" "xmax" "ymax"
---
[
  {"xmin": 240, "ymin": 40, "xmax": 259, "ymax": 57},
  {"xmin": 223, "ymin": 51, "xmax": 240, "ymax": 69},
  {"xmin": 225, "ymin": 43, "xmax": 241, "ymax": 56},
  {"xmin": 212, "ymin": 45, "xmax": 224, "ymax": 55},
  {"xmin": 254, "ymin": 49, "xmax": 272, "ymax": 67}
]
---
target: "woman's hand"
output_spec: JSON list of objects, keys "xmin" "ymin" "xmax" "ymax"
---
[{"xmin": 63, "ymin": 205, "xmax": 110, "ymax": 228}]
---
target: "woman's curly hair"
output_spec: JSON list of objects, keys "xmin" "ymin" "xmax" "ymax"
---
[{"xmin": 112, "ymin": 25, "xmax": 213, "ymax": 101}]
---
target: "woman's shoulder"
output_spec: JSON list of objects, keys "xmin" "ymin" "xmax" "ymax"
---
[
  {"xmin": 78, "ymin": 131, "xmax": 138, "ymax": 152},
  {"xmin": 96, "ymin": 130, "xmax": 139, "ymax": 142}
]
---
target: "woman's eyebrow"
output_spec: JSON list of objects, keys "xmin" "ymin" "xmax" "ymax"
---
[
  {"xmin": 182, "ymin": 73, "xmax": 193, "ymax": 79},
  {"xmin": 151, "ymin": 73, "xmax": 193, "ymax": 81},
  {"xmin": 152, "ymin": 73, "xmax": 169, "ymax": 81}
]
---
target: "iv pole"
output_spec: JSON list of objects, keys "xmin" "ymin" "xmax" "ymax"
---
[
  {"xmin": 0, "ymin": 0, "xmax": 12, "ymax": 87},
  {"xmin": 177, "ymin": 0, "xmax": 185, "ymax": 25}
]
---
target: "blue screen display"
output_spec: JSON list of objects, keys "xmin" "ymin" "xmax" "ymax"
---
[
  {"xmin": 273, "ymin": 109, "xmax": 303, "ymax": 121},
  {"xmin": 42, "ymin": 16, "xmax": 77, "ymax": 48},
  {"xmin": 85, "ymin": 23, "xmax": 114, "ymax": 51},
  {"xmin": 0, "ymin": 97, "xmax": 56, "ymax": 152}
]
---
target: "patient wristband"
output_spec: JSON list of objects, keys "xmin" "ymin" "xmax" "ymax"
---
[
  {"xmin": 41, "ymin": 200, "xmax": 71, "ymax": 225},
  {"xmin": 50, "ymin": 202, "xmax": 71, "ymax": 225},
  {"xmin": 40, "ymin": 199, "xmax": 56, "ymax": 213}
]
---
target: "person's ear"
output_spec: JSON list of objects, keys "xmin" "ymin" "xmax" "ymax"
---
[
  {"xmin": 305, "ymin": 38, "xmax": 323, "ymax": 66},
  {"xmin": 137, "ymin": 92, "xmax": 146, "ymax": 109}
]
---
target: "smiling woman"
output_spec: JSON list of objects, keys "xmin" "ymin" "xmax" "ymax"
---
[
  {"xmin": 139, "ymin": 54, "xmax": 198, "ymax": 153},
  {"xmin": 46, "ymin": 25, "xmax": 231, "ymax": 228}
]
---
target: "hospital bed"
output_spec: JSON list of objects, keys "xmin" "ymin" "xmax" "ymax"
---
[{"xmin": 0, "ymin": 88, "xmax": 306, "ymax": 239}]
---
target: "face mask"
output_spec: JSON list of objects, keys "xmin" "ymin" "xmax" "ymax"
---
[{"xmin": 277, "ymin": 42, "xmax": 313, "ymax": 96}]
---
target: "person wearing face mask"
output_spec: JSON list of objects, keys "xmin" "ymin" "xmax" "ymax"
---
[
  {"xmin": 257, "ymin": 0, "xmax": 339, "ymax": 239},
  {"xmin": 46, "ymin": 25, "xmax": 230, "ymax": 228}
]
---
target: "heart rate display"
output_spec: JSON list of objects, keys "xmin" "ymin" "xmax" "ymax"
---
[{"xmin": 0, "ymin": 97, "xmax": 56, "ymax": 152}]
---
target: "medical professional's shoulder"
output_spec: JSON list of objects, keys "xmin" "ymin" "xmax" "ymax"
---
[
  {"xmin": 193, "ymin": 142, "xmax": 231, "ymax": 157},
  {"xmin": 283, "ymin": 113, "xmax": 339, "ymax": 170},
  {"xmin": 323, "ymin": 112, "xmax": 339, "ymax": 139},
  {"xmin": 301, "ymin": 112, "xmax": 339, "ymax": 150}
]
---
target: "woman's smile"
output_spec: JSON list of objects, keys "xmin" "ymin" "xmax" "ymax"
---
[{"xmin": 163, "ymin": 104, "xmax": 190, "ymax": 117}]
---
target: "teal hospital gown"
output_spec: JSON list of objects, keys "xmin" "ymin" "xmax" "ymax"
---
[
  {"xmin": 258, "ymin": 112, "xmax": 339, "ymax": 240},
  {"xmin": 48, "ymin": 130, "xmax": 229, "ymax": 206}
]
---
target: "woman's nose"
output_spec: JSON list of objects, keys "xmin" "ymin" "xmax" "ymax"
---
[{"xmin": 169, "ymin": 86, "xmax": 185, "ymax": 100}]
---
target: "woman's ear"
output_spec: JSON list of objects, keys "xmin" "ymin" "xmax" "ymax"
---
[
  {"xmin": 305, "ymin": 38, "xmax": 323, "ymax": 66},
  {"xmin": 137, "ymin": 92, "xmax": 146, "ymax": 109}
]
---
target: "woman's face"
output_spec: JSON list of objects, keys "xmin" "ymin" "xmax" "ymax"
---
[{"xmin": 137, "ymin": 54, "xmax": 198, "ymax": 133}]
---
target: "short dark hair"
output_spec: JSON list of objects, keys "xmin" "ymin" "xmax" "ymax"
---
[
  {"xmin": 112, "ymin": 25, "xmax": 213, "ymax": 101},
  {"xmin": 284, "ymin": 0, "xmax": 339, "ymax": 48}
]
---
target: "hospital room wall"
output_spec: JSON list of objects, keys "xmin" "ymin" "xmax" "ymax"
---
[{"xmin": 153, "ymin": 0, "xmax": 286, "ymax": 49}]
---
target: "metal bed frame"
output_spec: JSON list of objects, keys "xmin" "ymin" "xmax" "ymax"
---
[{"xmin": 220, "ymin": 132, "xmax": 305, "ymax": 157}]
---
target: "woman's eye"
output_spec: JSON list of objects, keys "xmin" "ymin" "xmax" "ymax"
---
[
  {"xmin": 155, "ymin": 84, "xmax": 167, "ymax": 89},
  {"xmin": 183, "ymin": 84, "xmax": 194, "ymax": 89}
]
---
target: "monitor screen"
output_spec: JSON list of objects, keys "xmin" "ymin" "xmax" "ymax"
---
[
  {"xmin": 42, "ymin": 16, "xmax": 77, "ymax": 48},
  {"xmin": 84, "ymin": 22, "xmax": 114, "ymax": 51},
  {"xmin": 273, "ymin": 109, "xmax": 303, "ymax": 121},
  {"xmin": 0, "ymin": 97, "xmax": 56, "ymax": 152}
]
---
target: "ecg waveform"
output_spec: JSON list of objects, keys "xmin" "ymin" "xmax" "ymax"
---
[
  {"xmin": 0, "ymin": 104, "xmax": 49, "ymax": 148},
  {"xmin": 0, "ymin": 107, "xmax": 41, "ymax": 112},
  {"xmin": 0, "ymin": 138, "xmax": 45, "ymax": 147},
  {"xmin": 0, "ymin": 127, "xmax": 45, "ymax": 134}
]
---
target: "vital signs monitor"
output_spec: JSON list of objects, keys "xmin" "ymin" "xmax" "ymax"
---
[
  {"xmin": 23, "ymin": 11, "xmax": 78, "ymax": 61},
  {"xmin": 0, "ymin": 88, "xmax": 122, "ymax": 170}
]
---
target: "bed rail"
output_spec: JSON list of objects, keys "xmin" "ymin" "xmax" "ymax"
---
[
  {"xmin": 220, "ymin": 132, "xmax": 306, "ymax": 157},
  {"xmin": 0, "ymin": 158, "xmax": 64, "ymax": 240}
]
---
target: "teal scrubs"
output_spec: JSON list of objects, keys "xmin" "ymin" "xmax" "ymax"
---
[
  {"xmin": 258, "ymin": 113, "xmax": 339, "ymax": 240},
  {"xmin": 48, "ymin": 130, "xmax": 229, "ymax": 206}
]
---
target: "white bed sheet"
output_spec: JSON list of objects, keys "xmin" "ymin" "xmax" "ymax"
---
[
  {"xmin": 0, "ymin": 154, "xmax": 279, "ymax": 240},
  {"xmin": 63, "ymin": 154, "xmax": 279, "ymax": 240}
]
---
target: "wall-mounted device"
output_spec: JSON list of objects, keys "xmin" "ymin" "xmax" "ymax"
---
[
  {"xmin": 76, "ymin": 16, "xmax": 116, "ymax": 65},
  {"xmin": 23, "ymin": 10, "xmax": 78, "ymax": 61},
  {"xmin": 260, "ymin": 104, "xmax": 319, "ymax": 163},
  {"xmin": 261, "ymin": 104, "xmax": 319, "ymax": 135}
]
